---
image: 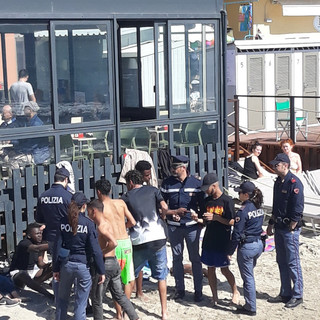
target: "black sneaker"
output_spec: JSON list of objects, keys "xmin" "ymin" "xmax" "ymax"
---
[
  {"xmin": 267, "ymin": 295, "xmax": 291, "ymax": 303},
  {"xmin": 173, "ymin": 290, "xmax": 185, "ymax": 300},
  {"xmin": 194, "ymin": 291, "xmax": 203, "ymax": 302},
  {"xmin": 235, "ymin": 305, "xmax": 256, "ymax": 316}
]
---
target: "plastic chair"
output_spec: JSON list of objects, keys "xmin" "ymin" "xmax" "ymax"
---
[
  {"xmin": 175, "ymin": 122, "xmax": 203, "ymax": 147},
  {"xmin": 275, "ymin": 100, "xmax": 308, "ymax": 141},
  {"xmin": 82, "ymin": 131, "xmax": 112, "ymax": 165},
  {"xmin": 133, "ymin": 127, "xmax": 152, "ymax": 154},
  {"xmin": 120, "ymin": 128, "xmax": 137, "ymax": 152}
]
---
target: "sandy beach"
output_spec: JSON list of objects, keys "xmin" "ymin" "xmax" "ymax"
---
[{"xmin": 1, "ymin": 227, "xmax": 319, "ymax": 320}]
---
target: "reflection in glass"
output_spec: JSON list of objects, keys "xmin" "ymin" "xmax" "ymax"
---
[
  {"xmin": 158, "ymin": 26, "xmax": 168, "ymax": 116},
  {"xmin": 54, "ymin": 24, "xmax": 111, "ymax": 124},
  {"xmin": 171, "ymin": 23, "xmax": 215, "ymax": 115},
  {"xmin": 60, "ymin": 130, "xmax": 113, "ymax": 165},
  {"xmin": 173, "ymin": 121, "xmax": 218, "ymax": 147},
  {"xmin": 0, "ymin": 135, "xmax": 54, "ymax": 178},
  {"xmin": 0, "ymin": 24, "xmax": 52, "ymax": 123}
]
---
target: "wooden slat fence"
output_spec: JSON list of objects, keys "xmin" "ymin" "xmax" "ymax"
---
[{"xmin": 0, "ymin": 143, "xmax": 225, "ymax": 256}]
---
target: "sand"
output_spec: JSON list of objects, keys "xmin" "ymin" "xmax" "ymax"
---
[{"xmin": 1, "ymin": 228, "xmax": 319, "ymax": 320}]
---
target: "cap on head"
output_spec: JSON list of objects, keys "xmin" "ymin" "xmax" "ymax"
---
[
  {"xmin": 200, "ymin": 172, "xmax": 219, "ymax": 192},
  {"xmin": 23, "ymin": 101, "xmax": 39, "ymax": 112},
  {"xmin": 171, "ymin": 155, "xmax": 189, "ymax": 166},
  {"xmin": 234, "ymin": 181, "xmax": 255, "ymax": 195},
  {"xmin": 269, "ymin": 153, "xmax": 290, "ymax": 166},
  {"xmin": 72, "ymin": 192, "xmax": 89, "ymax": 206},
  {"xmin": 56, "ymin": 167, "xmax": 70, "ymax": 182}
]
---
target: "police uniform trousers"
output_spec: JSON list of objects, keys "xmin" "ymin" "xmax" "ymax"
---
[
  {"xmin": 237, "ymin": 239, "xmax": 263, "ymax": 312},
  {"xmin": 56, "ymin": 260, "xmax": 92, "ymax": 320},
  {"xmin": 167, "ymin": 224, "xmax": 203, "ymax": 293},
  {"xmin": 274, "ymin": 227, "xmax": 303, "ymax": 299}
]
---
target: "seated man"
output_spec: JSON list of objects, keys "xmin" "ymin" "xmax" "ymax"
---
[
  {"xmin": 22, "ymin": 101, "xmax": 50, "ymax": 165},
  {"xmin": 9, "ymin": 223, "xmax": 53, "ymax": 299}
]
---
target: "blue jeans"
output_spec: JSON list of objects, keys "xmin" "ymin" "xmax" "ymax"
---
[
  {"xmin": 275, "ymin": 228, "xmax": 303, "ymax": 299},
  {"xmin": 91, "ymin": 257, "xmax": 138, "ymax": 320},
  {"xmin": 56, "ymin": 261, "xmax": 92, "ymax": 320},
  {"xmin": 237, "ymin": 240, "xmax": 263, "ymax": 312},
  {"xmin": 0, "ymin": 274, "xmax": 15, "ymax": 295},
  {"xmin": 133, "ymin": 244, "xmax": 168, "ymax": 280},
  {"xmin": 167, "ymin": 224, "xmax": 203, "ymax": 292}
]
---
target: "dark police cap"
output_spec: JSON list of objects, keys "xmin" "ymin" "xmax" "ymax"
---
[
  {"xmin": 71, "ymin": 192, "xmax": 89, "ymax": 206},
  {"xmin": 200, "ymin": 172, "xmax": 219, "ymax": 191},
  {"xmin": 171, "ymin": 155, "xmax": 189, "ymax": 165},
  {"xmin": 56, "ymin": 167, "xmax": 70, "ymax": 178},
  {"xmin": 269, "ymin": 153, "xmax": 290, "ymax": 166},
  {"xmin": 234, "ymin": 181, "xmax": 255, "ymax": 195}
]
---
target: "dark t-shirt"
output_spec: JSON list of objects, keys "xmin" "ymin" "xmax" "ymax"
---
[
  {"xmin": 10, "ymin": 238, "xmax": 39, "ymax": 271},
  {"xmin": 201, "ymin": 193, "xmax": 235, "ymax": 253}
]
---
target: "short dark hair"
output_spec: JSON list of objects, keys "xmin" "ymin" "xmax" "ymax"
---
[
  {"xmin": 26, "ymin": 222, "xmax": 41, "ymax": 235},
  {"xmin": 87, "ymin": 199, "xmax": 104, "ymax": 212},
  {"xmin": 18, "ymin": 69, "xmax": 29, "ymax": 79},
  {"xmin": 135, "ymin": 160, "xmax": 151, "ymax": 173},
  {"xmin": 95, "ymin": 179, "xmax": 111, "ymax": 196},
  {"xmin": 124, "ymin": 170, "xmax": 143, "ymax": 185}
]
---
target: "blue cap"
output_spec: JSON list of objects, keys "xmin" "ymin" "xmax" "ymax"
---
[
  {"xmin": 270, "ymin": 153, "xmax": 290, "ymax": 166},
  {"xmin": 234, "ymin": 181, "xmax": 256, "ymax": 195},
  {"xmin": 71, "ymin": 192, "xmax": 89, "ymax": 206},
  {"xmin": 171, "ymin": 155, "xmax": 189, "ymax": 164},
  {"xmin": 55, "ymin": 167, "xmax": 70, "ymax": 183}
]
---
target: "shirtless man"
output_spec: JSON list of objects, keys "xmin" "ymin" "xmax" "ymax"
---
[
  {"xmin": 95, "ymin": 179, "xmax": 136, "ymax": 319},
  {"xmin": 88, "ymin": 200, "xmax": 139, "ymax": 320}
]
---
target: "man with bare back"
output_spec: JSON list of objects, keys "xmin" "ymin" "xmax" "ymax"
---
[
  {"xmin": 88, "ymin": 199, "xmax": 139, "ymax": 320},
  {"xmin": 95, "ymin": 179, "xmax": 136, "ymax": 319}
]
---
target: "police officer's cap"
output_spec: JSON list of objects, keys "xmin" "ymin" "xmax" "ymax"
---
[
  {"xmin": 234, "ymin": 181, "xmax": 255, "ymax": 195},
  {"xmin": 72, "ymin": 192, "xmax": 90, "ymax": 206},
  {"xmin": 200, "ymin": 172, "xmax": 219, "ymax": 191},
  {"xmin": 171, "ymin": 155, "xmax": 189, "ymax": 166},
  {"xmin": 56, "ymin": 167, "xmax": 70, "ymax": 182},
  {"xmin": 269, "ymin": 153, "xmax": 290, "ymax": 166}
]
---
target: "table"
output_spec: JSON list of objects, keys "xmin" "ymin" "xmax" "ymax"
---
[
  {"xmin": 72, "ymin": 136, "xmax": 96, "ymax": 156},
  {"xmin": 148, "ymin": 126, "xmax": 182, "ymax": 147}
]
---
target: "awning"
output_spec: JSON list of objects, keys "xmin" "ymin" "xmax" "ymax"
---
[{"xmin": 277, "ymin": 0, "xmax": 320, "ymax": 16}]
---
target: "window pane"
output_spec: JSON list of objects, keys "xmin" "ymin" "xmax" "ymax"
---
[
  {"xmin": 171, "ymin": 23, "xmax": 216, "ymax": 115},
  {"xmin": 158, "ymin": 25, "xmax": 168, "ymax": 116},
  {"xmin": 0, "ymin": 135, "xmax": 54, "ymax": 178},
  {"xmin": 173, "ymin": 121, "xmax": 218, "ymax": 147},
  {"xmin": 59, "ymin": 130, "xmax": 113, "ymax": 164},
  {"xmin": 54, "ymin": 24, "xmax": 111, "ymax": 124},
  {"xmin": 140, "ymin": 27, "xmax": 155, "ymax": 108},
  {"xmin": 0, "ymin": 24, "xmax": 52, "ymax": 124},
  {"xmin": 120, "ymin": 28, "xmax": 139, "ymax": 109}
]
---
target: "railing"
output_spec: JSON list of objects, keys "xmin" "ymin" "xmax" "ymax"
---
[
  {"xmin": 0, "ymin": 143, "xmax": 223, "ymax": 257},
  {"xmin": 228, "ymin": 94, "xmax": 320, "ymax": 161}
]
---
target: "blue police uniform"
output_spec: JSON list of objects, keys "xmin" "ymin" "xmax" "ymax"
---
[
  {"xmin": 229, "ymin": 200, "xmax": 264, "ymax": 312},
  {"xmin": 53, "ymin": 213, "xmax": 105, "ymax": 320},
  {"xmin": 161, "ymin": 174, "xmax": 203, "ymax": 295},
  {"xmin": 36, "ymin": 184, "xmax": 72, "ymax": 245},
  {"xmin": 272, "ymin": 170, "xmax": 304, "ymax": 300}
]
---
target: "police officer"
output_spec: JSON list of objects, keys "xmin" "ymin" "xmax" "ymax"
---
[
  {"xmin": 229, "ymin": 181, "xmax": 264, "ymax": 316},
  {"xmin": 36, "ymin": 167, "xmax": 72, "ymax": 252},
  {"xmin": 161, "ymin": 155, "xmax": 203, "ymax": 302},
  {"xmin": 267, "ymin": 153, "xmax": 304, "ymax": 308},
  {"xmin": 53, "ymin": 192, "xmax": 105, "ymax": 320}
]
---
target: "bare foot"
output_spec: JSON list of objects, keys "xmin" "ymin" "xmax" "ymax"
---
[
  {"xmin": 231, "ymin": 291, "xmax": 240, "ymax": 305},
  {"xmin": 136, "ymin": 294, "xmax": 150, "ymax": 302},
  {"xmin": 162, "ymin": 310, "xmax": 169, "ymax": 320}
]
